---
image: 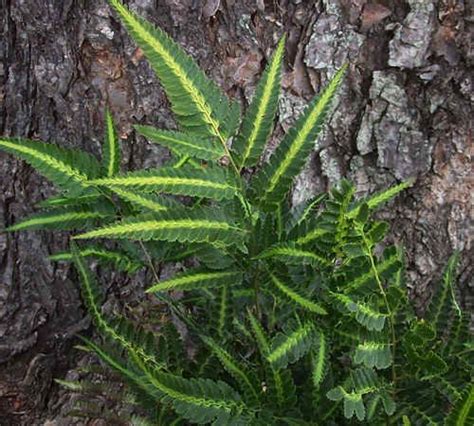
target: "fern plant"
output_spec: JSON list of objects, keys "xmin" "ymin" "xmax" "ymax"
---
[{"xmin": 1, "ymin": 1, "xmax": 472, "ymax": 424}]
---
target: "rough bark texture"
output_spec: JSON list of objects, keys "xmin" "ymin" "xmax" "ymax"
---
[{"xmin": 0, "ymin": 0, "xmax": 472, "ymax": 424}]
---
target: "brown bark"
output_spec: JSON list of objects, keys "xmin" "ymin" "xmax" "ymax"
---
[{"xmin": 0, "ymin": 0, "xmax": 472, "ymax": 423}]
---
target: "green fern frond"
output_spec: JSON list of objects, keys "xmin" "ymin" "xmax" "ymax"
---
[
  {"xmin": 399, "ymin": 398, "xmax": 443, "ymax": 426},
  {"xmin": 247, "ymin": 312, "xmax": 292, "ymax": 409},
  {"xmin": 285, "ymin": 193, "xmax": 326, "ymax": 232},
  {"xmin": 201, "ymin": 335, "xmax": 261, "ymax": 406},
  {"xmin": 81, "ymin": 337, "xmax": 161, "ymax": 402},
  {"xmin": 255, "ymin": 243, "xmax": 331, "ymax": 266},
  {"xmin": 195, "ymin": 245, "xmax": 234, "ymax": 270},
  {"xmin": 0, "ymin": 137, "xmax": 101, "ymax": 193},
  {"xmin": 445, "ymin": 312, "xmax": 472, "ymax": 360},
  {"xmin": 445, "ymin": 384, "xmax": 474, "ymax": 426},
  {"xmin": 7, "ymin": 207, "xmax": 110, "ymax": 232},
  {"xmin": 311, "ymin": 331, "xmax": 328, "ymax": 390},
  {"xmin": 146, "ymin": 268, "xmax": 242, "ymax": 293},
  {"xmin": 132, "ymin": 352, "xmax": 249, "ymax": 425},
  {"xmin": 233, "ymin": 36, "xmax": 285, "ymax": 169},
  {"xmin": 354, "ymin": 339, "xmax": 392, "ymax": 370},
  {"xmin": 294, "ymin": 226, "xmax": 329, "ymax": 246},
  {"xmin": 248, "ymin": 311, "xmax": 271, "ymax": 355},
  {"xmin": 37, "ymin": 193, "xmax": 102, "ymax": 208},
  {"xmin": 110, "ymin": 187, "xmax": 169, "ymax": 213},
  {"xmin": 327, "ymin": 386, "xmax": 366, "ymax": 421},
  {"xmin": 343, "ymin": 252, "xmax": 401, "ymax": 294},
  {"xmin": 331, "ymin": 292, "xmax": 387, "ymax": 331},
  {"xmin": 216, "ymin": 286, "xmax": 230, "ymax": 339},
  {"xmin": 347, "ymin": 180, "xmax": 413, "ymax": 219},
  {"xmin": 88, "ymin": 167, "xmax": 237, "ymax": 200},
  {"xmin": 268, "ymin": 272, "xmax": 327, "ymax": 314},
  {"xmin": 108, "ymin": 0, "xmax": 239, "ymax": 142},
  {"xmin": 72, "ymin": 244, "xmax": 164, "ymax": 370},
  {"xmin": 267, "ymin": 321, "xmax": 315, "ymax": 368},
  {"xmin": 135, "ymin": 125, "xmax": 225, "ymax": 161},
  {"xmin": 250, "ymin": 64, "xmax": 347, "ymax": 209},
  {"xmin": 50, "ymin": 245, "xmax": 143, "ymax": 273},
  {"xmin": 426, "ymin": 252, "xmax": 460, "ymax": 337},
  {"xmin": 103, "ymin": 108, "xmax": 121, "ymax": 177},
  {"xmin": 326, "ymin": 367, "xmax": 381, "ymax": 421},
  {"xmin": 73, "ymin": 209, "xmax": 245, "ymax": 247}
]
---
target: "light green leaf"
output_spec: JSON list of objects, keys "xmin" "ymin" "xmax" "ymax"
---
[
  {"xmin": 108, "ymin": 0, "xmax": 239, "ymax": 142},
  {"xmin": 73, "ymin": 208, "xmax": 245, "ymax": 247},
  {"xmin": 233, "ymin": 36, "xmax": 285, "ymax": 168},
  {"xmin": 103, "ymin": 108, "xmax": 121, "ymax": 177},
  {"xmin": 269, "ymin": 272, "xmax": 327, "ymax": 314},
  {"xmin": 251, "ymin": 65, "xmax": 347, "ymax": 208},
  {"xmin": 0, "ymin": 137, "xmax": 100, "ymax": 194},
  {"xmin": 146, "ymin": 268, "xmax": 242, "ymax": 293},
  {"xmin": 135, "ymin": 125, "xmax": 224, "ymax": 161},
  {"xmin": 88, "ymin": 167, "xmax": 237, "ymax": 200}
]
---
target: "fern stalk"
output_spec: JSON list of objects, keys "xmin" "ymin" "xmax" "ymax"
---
[{"xmin": 358, "ymin": 224, "xmax": 398, "ymax": 391}]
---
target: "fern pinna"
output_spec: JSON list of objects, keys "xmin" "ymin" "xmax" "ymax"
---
[{"xmin": 1, "ymin": 0, "xmax": 472, "ymax": 424}]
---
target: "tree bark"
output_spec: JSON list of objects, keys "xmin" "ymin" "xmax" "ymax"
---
[{"xmin": 0, "ymin": 0, "xmax": 472, "ymax": 423}]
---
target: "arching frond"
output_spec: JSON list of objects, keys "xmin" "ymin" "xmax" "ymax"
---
[
  {"xmin": 72, "ymin": 244, "xmax": 164, "ymax": 370},
  {"xmin": 133, "ymin": 354, "xmax": 249, "ymax": 425},
  {"xmin": 82, "ymin": 337, "xmax": 161, "ymax": 403}
]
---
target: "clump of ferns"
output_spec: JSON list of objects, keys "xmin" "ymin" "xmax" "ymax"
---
[{"xmin": 1, "ymin": 0, "xmax": 472, "ymax": 424}]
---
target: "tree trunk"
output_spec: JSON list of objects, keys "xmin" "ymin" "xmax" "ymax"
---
[{"xmin": 0, "ymin": 0, "xmax": 471, "ymax": 423}]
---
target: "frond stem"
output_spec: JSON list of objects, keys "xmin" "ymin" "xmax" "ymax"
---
[
  {"xmin": 359, "ymin": 225, "xmax": 397, "ymax": 392},
  {"xmin": 139, "ymin": 240, "xmax": 160, "ymax": 283}
]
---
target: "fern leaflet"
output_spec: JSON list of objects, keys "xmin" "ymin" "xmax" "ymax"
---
[
  {"xmin": 146, "ymin": 268, "xmax": 242, "ymax": 293},
  {"xmin": 136, "ymin": 125, "xmax": 225, "ymax": 161},
  {"xmin": 268, "ymin": 272, "xmax": 327, "ymax": 314},
  {"xmin": 7, "ymin": 207, "xmax": 109, "ymax": 231},
  {"xmin": 108, "ymin": 0, "xmax": 239, "ymax": 142},
  {"xmin": 233, "ymin": 36, "xmax": 285, "ymax": 169},
  {"xmin": 88, "ymin": 167, "xmax": 237, "ymax": 200},
  {"xmin": 250, "ymin": 65, "xmax": 347, "ymax": 208},
  {"xmin": 103, "ymin": 108, "xmax": 121, "ymax": 177},
  {"xmin": 73, "ymin": 209, "xmax": 245, "ymax": 247},
  {"xmin": 0, "ymin": 137, "xmax": 100, "ymax": 193}
]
